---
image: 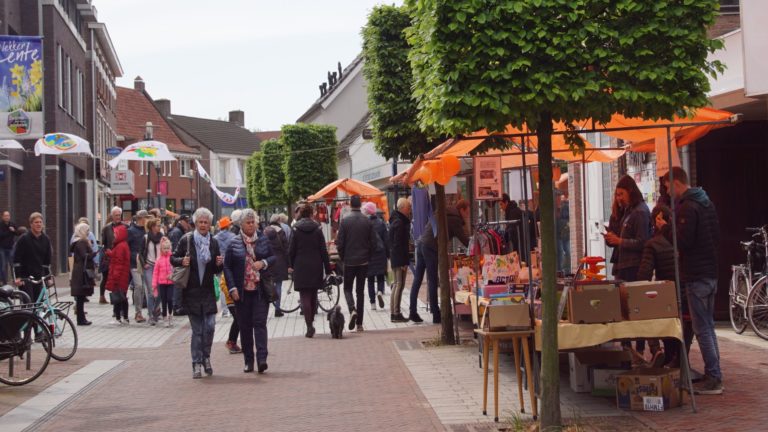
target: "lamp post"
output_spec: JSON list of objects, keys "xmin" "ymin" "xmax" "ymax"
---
[
  {"xmin": 144, "ymin": 121, "xmax": 154, "ymax": 210},
  {"xmin": 153, "ymin": 160, "xmax": 161, "ymax": 210}
]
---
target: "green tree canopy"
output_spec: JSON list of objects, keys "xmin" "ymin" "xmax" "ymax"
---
[
  {"xmin": 260, "ymin": 138, "xmax": 288, "ymax": 206},
  {"xmin": 282, "ymin": 123, "xmax": 338, "ymax": 202},
  {"xmin": 362, "ymin": 4, "xmax": 435, "ymax": 161},
  {"xmin": 246, "ymin": 151, "xmax": 267, "ymax": 209}
]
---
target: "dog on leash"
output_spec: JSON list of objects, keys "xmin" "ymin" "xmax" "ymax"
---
[{"xmin": 328, "ymin": 305, "xmax": 345, "ymax": 339}]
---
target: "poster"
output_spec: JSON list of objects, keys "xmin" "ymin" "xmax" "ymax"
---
[
  {"xmin": 473, "ymin": 155, "xmax": 502, "ymax": 200},
  {"xmin": 0, "ymin": 36, "xmax": 44, "ymax": 138}
]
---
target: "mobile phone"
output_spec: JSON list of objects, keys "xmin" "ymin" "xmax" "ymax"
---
[{"xmin": 595, "ymin": 221, "xmax": 607, "ymax": 235}]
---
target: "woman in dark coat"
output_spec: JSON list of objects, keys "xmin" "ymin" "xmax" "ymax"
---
[
  {"xmin": 388, "ymin": 198, "xmax": 411, "ymax": 322},
  {"xmin": 223, "ymin": 208, "xmax": 275, "ymax": 373},
  {"xmin": 265, "ymin": 215, "xmax": 289, "ymax": 317},
  {"xmin": 70, "ymin": 223, "xmax": 95, "ymax": 326},
  {"xmin": 171, "ymin": 207, "xmax": 224, "ymax": 379},
  {"xmin": 362, "ymin": 202, "xmax": 389, "ymax": 310},
  {"xmin": 288, "ymin": 203, "xmax": 332, "ymax": 338},
  {"xmin": 105, "ymin": 224, "xmax": 130, "ymax": 324}
]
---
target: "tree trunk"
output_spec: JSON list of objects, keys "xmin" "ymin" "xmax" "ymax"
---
[
  {"xmin": 537, "ymin": 112, "xmax": 562, "ymax": 430},
  {"xmin": 435, "ymin": 183, "xmax": 455, "ymax": 345}
]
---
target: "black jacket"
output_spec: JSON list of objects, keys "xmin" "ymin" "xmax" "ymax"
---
[
  {"xmin": 420, "ymin": 206, "xmax": 470, "ymax": 252},
  {"xmin": 367, "ymin": 215, "xmax": 389, "ymax": 277},
  {"xmin": 614, "ymin": 202, "xmax": 651, "ymax": 271},
  {"xmin": 637, "ymin": 226, "xmax": 677, "ymax": 282},
  {"xmin": 388, "ymin": 210, "xmax": 411, "ymax": 268},
  {"xmin": 168, "ymin": 225, "xmax": 186, "ymax": 252},
  {"xmin": 13, "ymin": 231, "xmax": 52, "ymax": 280},
  {"xmin": 127, "ymin": 223, "xmax": 145, "ymax": 268},
  {"xmin": 69, "ymin": 239, "xmax": 95, "ymax": 297},
  {"xmin": 0, "ymin": 220, "xmax": 18, "ymax": 250},
  {"xmin": 171, "ymin": 232, "xmax": 223, "ymax": 315},
  {"xmin": 265, "ymin": 223, "xmax": 289, "ymax": 281},
  {"xmin": 223, "ymin": 231, "xmax": 275, "ymax": 299},
  {"xmin": 336, "ymin": 209, "xmax": 377, "ymax": 266},
  {"xmin": 288, "ymin": 218, "xmax": 331, "ymax": 291},
  {"xmin": 675, "ymin": 187, "xmax": 719, "ymax": 281}
]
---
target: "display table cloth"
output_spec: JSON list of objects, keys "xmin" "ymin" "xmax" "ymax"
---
[{"xmin": 533, "ymin": 318, "xmax": 683, "ymax": 351}]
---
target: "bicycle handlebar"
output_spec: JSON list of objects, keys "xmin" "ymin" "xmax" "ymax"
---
[{"xmin": 746, "ymin": 227, "xmax": 761, "ymax": 233}]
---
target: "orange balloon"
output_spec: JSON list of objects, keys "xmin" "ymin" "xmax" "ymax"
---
[
  {"xmin": 440, "ymin": 154, "xmax": 461, "ymax": 177},
  {"xmin": 415, "ymin": 164, "xmax": 433, "ymax": 184}
]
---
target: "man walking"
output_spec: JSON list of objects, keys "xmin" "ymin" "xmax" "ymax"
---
[
  {"xmin": 336, "ymin": 195, "xmax": 378, "ymax": 332},
  {"xmin": 0, "ymin": 211, "xmax": 18, "ymax": 284},
  {"xmin": 128, "ymin": 210, "xmax": 149, "ymax": 323},
  {"xmin": 389, "ymin": 198, "xmax": 412, "ymax": 323},
  {"xmin": 100, "ymin": 207, "xmax": 127, "ymax": 304},
  {"xmin": 661, "ymin": 167, "xmax": 723, "ymax": 395},
  {"xmin": 13, "ymin": 212, "xmax": 52, "ymax": 303}
]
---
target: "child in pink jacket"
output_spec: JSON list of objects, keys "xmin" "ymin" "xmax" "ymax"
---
[{"xmin": 153, "ymin": 237, "xmax": 175, "ymax": 328}]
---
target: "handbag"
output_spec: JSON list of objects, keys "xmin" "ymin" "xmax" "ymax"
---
[
  {"xmin": 171, "ymin": 235, "xmax": 192, "ymax": 290},
  {"xmin": 84, "ymin": 268, "xmax": 97, "ymax": 285},
  {"xmin": 260, "ymin": 275, "xmax": 277, "ymax": 303},
  {"xmin": 109, "ymin": 290, "xmax": 127, "ymax": 305}
]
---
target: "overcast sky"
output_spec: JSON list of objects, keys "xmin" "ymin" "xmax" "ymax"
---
[{"xmin": 96, "ymin": 0, "xmax": 402, "ymax": 131}]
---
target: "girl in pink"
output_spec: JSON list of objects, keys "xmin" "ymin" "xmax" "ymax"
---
[{"xmin": 153, "ymin": 237, "xmax": 175, "ymax": 328}]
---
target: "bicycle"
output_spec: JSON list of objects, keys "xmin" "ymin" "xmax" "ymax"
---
[
  {"xmin": 15, "ymin": 266, "xmax": 78, "ymax": 361},
  {"xmin": 744, "ymin": 226, "xmax": 768, "ymax": 340},
  {"xmin": 276, "ymin": 271, "xmax": 342, "ymax": 314},
  {"xmin": 0, "ymin": 285, "xmax": 53, "ymax": 386},
  {"xmin": 729, "ymin": 226, "xmax": 768, "ymax": 340}
]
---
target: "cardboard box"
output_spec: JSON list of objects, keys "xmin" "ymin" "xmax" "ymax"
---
[
  {"xmin": 621, "ymin": 281, "xmax": 679, "ymax": 320},
  {"xmin": 616, "ymin": 368, "xmax": 682, "ymax": 411},
  {"xmin": 568, "ymin": 283, "xmax": 623, "ymax": 324},
  {"xmin": 482, "ymin": 303, "xmax": 532, "ymax": 330},
  {"xmin": 569, "ymin": 353, "xmax": 591, "ymax": 393},
  {"xmin": 592, "ymin": 368, "xmax": 627, "ymax": 397}
]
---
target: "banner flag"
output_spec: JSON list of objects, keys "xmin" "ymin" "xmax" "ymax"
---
[
  {"xmin": 0, "ymin": 36, "xmax": 44, "ymax": 138},
  {"xmin": 196, "ymin": 160, "xmax": 241, "ymax": 205}
]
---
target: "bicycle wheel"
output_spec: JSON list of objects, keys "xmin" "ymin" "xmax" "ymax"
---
[
  {"xmin": 747, "ymin": 279, "xmax": 768, "ymax": 340},
  {"xmin": 43, "ymin": 309, "xmax": 78, "ymax": 361},
  {"xmin": 729, "ymin": 268, "xmax": 749, "ymax": 334},
  {"xmin": 276, "ymin": 279, "xmax": 300, "ymax": 313},
  {"xmin": 318, "ymin": 281, "xmax": 340, "ymax": 312},
  {"xmin": 0, "ymin": 311, "xmax": 52, "ymax": 386}
]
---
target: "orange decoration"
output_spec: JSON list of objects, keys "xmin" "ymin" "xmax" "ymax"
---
[
  {"xmin": 440, "ymin": 154, "xmax": 461, "ymax": 177},
  {"xmin": 415, "ymin": 164, "xmax": 433, "ymax": 184}
]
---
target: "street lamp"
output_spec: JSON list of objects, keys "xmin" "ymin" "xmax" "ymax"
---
[{"xmin": 145, "ymin": 121, "xmax": 154, "ymax": 210}]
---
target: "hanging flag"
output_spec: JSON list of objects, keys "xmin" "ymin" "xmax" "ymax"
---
[
  {"xmin": 196, "ymin": 160, "xmax": 241, "ymax": 205},
  {"xmin": 108, "ymin": 140, "xmax": 176, "ymax": 168},
  {"xmin": 34, "ymin": 133, "xmax": 92, "ymax": 156}
]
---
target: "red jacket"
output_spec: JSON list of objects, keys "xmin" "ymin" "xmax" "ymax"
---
[{"xmin": 106, "ymin": 224, "xmax": 130, "ymax": 293}]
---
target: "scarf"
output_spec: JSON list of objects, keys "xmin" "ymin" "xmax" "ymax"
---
[
  {"xmin": 241, "ymin": 231, "xmax": 260, "ymax": 290},
  {"xmin": 193, "ymin": 230, "xmax": 211, "ymax": 263}
]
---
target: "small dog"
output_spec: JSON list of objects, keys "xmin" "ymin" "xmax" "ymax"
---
[{"xmin": 328, "ymin": 305, "xmax": 345, "ymax": 339}]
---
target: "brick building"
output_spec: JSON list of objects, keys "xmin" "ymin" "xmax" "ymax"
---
[
  {"xmin": 0, "ymin": 0, "xmax": 121, "ymax": 273},
  {"xmin": 115, "ymin": 79, "xmax": 200, "ymax": 217}
]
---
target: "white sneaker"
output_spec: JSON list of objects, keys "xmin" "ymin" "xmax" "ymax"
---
[{"xmin": 112, "ymin": 318, "xmax": 122, "ymax": 326}]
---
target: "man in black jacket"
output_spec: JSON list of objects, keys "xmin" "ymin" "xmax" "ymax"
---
[
  {"xmin": 336, "ymin": 195, "xmax": 378, "ymax": 331},
  {"xmin": 0, "ymin": 211, "xmax": 18, "ymax": 284},
  {"xmin": 13, "ymin": 212, "xmax": 51, "ymax": 302},
  {"xmin": 168, "ymin": 214, "xmax": 191, "ymax": 252},
  {"xmin": 389, "ymin": 198, "xmax": 411, "ymax": 323},
  {"xmin": 99, "ymin": 207, "xmax": 127, "ymax": 304},
  {"xmin": 128, "ymin": 210, "xmax": 149, "ymax": 323},
  {"xmin": 661, "ymin": 167, "xmax": 722, "ymax": 395},
  {"xmin": 412, "ymin": 200, "xmax": 470, "ymax": 324}
]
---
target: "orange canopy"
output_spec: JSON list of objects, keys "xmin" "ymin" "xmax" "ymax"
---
[{"xmin": 308, "ymin": 178, "xmax": 389, "ymax": 217}]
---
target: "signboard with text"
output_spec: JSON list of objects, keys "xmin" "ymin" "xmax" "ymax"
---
[
  {"xmin": 0, "ymin": 36, "xmax": 44, "ymax": 138},
  {"xmin": 473, "ymin": 156, "xmax": 502, "ymax": 200}
]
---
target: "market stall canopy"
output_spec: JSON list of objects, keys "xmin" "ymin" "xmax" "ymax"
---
[
  {"xmin": 34, "ymin": 133, "xmax": 93, "ymax": 157},
  {"xmin": 108, "ymin": 140, "xmax": 177, "ymax": 168},
  {"xmin": 308, "ymin": 178, "xmax": 389, "ymax": 217},
  {"xmin": 0, "ymin": 139, "xmax": 24, "ymax": 150}
]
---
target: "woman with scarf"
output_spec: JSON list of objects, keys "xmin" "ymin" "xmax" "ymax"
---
[
  {"xmin": 223, "ymin": 208, "xmax": 275, "ymax": 373},
  {"xmin": 171, "ymin": 207, "xmax": 224, "ymax": 379},
  {"xmin": 141, "ymin": 217, "xmax": 166, "ymax": 325}
]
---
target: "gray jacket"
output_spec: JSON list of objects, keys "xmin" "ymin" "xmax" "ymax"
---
[{"xmin": 615, "ymin": 202, "xmax": 651, "ymax": 271}]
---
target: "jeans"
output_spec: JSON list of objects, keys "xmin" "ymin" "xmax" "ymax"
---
[
  {"xmin": 367, "ymin": 274, "xmax": 385, "ymax": 304},
  {"xmin": 143, "ymin": 266, "xmax": 158, "ymax": 320},
  {"xmin": 409, "ymin": 242, "xmax": 427, "ymax": 317},
  {"xmin": 391, "ymin": 266, "xmax": 407, "ymax": 315},
  {"xmin": 0, "ymin": 248, "xmax": 12, "ymax": 283},
  {"xmin": 273, "ymin": 279, "xmax": 284, "ymax": 310},
  {"xmin": 422, "ymin": 246, "xmax": 440, "ymax": 319},
  {"xmin": 100, "ymin": 270, "xmax": 108, "ymax": 298},
  {"xmin": 131, "ymin": 268, "xmax": 145, "ymax": 314},
  {"xmin": 227, "ymin": 305, "xmax": 239, "ymax": 343},
  {"xmin": 686, "ymin": 278, "xmax": 722, "ymax": 380},
  {"xmin": 343, "ymin": 264, "xmax": 368, "ymax": 325},
  {"xmin": 188, "ymin": 312, "xmax": 216, "ymax": 364},
  {"xmin": 236, "ymin": 290, "xmax": 269, "ymax": 366},
  {"xmin": 300, "ymin": 289, "xmax": 318, "ymax": 328}
]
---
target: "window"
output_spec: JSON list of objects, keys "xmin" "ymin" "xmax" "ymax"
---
[
  {"xmin": 165, "ymin": 199, "xmax": 176, "ymax": 212},
  {"xmin": 139, "ymin": 161, "xmax": 145, "ymax": 176},
  {"xmin": 65, "ymin": 56, "xmax": 72, "ymax": 114},
  {"xmin": 179, "ymin": 159, "xmax": 192, "ymax": 177},
  {"xmin": 237, "ymin": 159, "xmax": 245, "ymax": 183},
  {"xmin": 57, "ymin": 46, "xmax": 63, "ymax": 107},
  {"xmin": 720, "ymin": 0, "xmax": 739, "ymax": 14},
  {"xmin": 219, "ymin": 159, "xmax": 228, "ymax": 184},
  {"xmin": 164, "ymin": 161, "xmax": 172, "ymax": 177},
  {"xmin": 77, "ymin": 70, "xmax": 84, "ymax": 124},
  {"xmin": 182, "ymin": 199, "xmax": 196, "ymax": 211}
]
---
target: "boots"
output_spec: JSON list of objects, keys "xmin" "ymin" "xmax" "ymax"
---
[{"xmin": 135, "ymin": 312, "xmax": 146, "ymax": 323}]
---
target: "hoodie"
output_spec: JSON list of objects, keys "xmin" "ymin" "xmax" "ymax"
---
[
  {"xmin": 676, "ymin": 187, "xmax": 719, "ymax": 281},
  {"xmin": 106, "ymin": 224, "xmax": 130, "ymax": 292}
]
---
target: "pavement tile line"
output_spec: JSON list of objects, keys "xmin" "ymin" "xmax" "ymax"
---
[{"xmin": 0, "ymin": 360, "xmax": 125, "ymax": 432}]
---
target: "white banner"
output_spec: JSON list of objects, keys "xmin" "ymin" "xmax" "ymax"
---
[
  {"xmin": 34, "ymin": 133, "xmax": 92, "ymax": 157},
  {"xmin": 196, "ymin": 160, "xmax": 241, "ymax": 205},
  {"xmin": 108, "ymin": 140, "xmax": 176, "ymax": 168}
]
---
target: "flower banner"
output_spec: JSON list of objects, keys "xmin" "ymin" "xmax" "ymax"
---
[
  {"xmin": 108, "ymin": 140, "xmax": 176, "ymax": 168},
  {"xmin": 0, "ymin": 36, "xmax": 43, "ymax": 138},
  {"xmin": 34, "ymin": 133, "xmax": 92, "ymax": 157},
  {"xmin": 195, "ymin": 160, "xmax": 242, "ymax": 205}
]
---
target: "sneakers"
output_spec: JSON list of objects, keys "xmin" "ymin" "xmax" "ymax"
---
[
  {"xmin": 274, "ymin": 309, "xmax": 284, "ymax": 318},
  {"xmin": 409, "ymin": 313, "xmax": 424, "ymax": 323},
  {"xmin": 306, "ymin": 325, "xmax": 316, "ymax": 338},
  {"xmin": 244, "ymin": 362, "xmax": 254, "ymax": 373},
  {"xmin": 356, "ymin": 324, "xmax": 364, "ymax": 332},
  {"xmin": 370, "ymin": 302, "xmax": 377, "ymax": 311},
  {"xmin": 694, "ymin": 375, "xmax": 724, "ymax": 395},
  {"xmin": 202, "ymin": 358, "xmax": 213, "ymax": 376},
  {"xmin": 348, "ymin": 311, "xmax": 357, "ymax": 330},
  {"xmin": 135, "ymin": 313, "xmax": 146, "ymax": 323},
  {"xmin": 226, "ymin": 340, "xmax": 242, "ymax": 354},
  {"xmin": 166, "ymin": 316, "xmax": 172, "ymax": 328},
  {"xmin": 377, "ymin": 292, "xmax": 385, "ymax": 309},
  {"xmin": 112, "ymin": 318, "xmax": 123, "ymax": 326},
  {"xmin": 257, "ymin": 362, "xmax": 268, "ymax": 374},
  {"xmin": 192, "ymin": 363, "xmax": 202, "ymax": 379},
  {"xmin": 391, "ymin": 313, "xmax": 408, "ymax": 323}
]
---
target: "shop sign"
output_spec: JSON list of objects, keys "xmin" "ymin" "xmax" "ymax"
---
[
  {"xmin": 106, "ymin": 147, "xmax": 123, "ymax": 157},
  {"xmin": 474, "ymin": 155, "xmax": 502, "ymax": 200},
  {"xmin": 110, "ymin": 170, "xmax": 134, "ymax": 195}
]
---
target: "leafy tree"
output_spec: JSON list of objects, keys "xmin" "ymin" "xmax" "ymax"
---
[
  {"xmin": 363, "ymin": 4, "xmax": 459, "ymax": 344},
  {"xmin": 282, "ymin": 123, "xmax": 338, "ymax": 202},
  {"xmin": 246, "ymin": 151, "xmax": 267, "ymax": 209},
  {"xmin": 260, "ymin": 138, "xmax": 288, "ymax": 206},
  {"xmin": 406, "ymin": 0, "xmax": 722, "ymax": 428}
]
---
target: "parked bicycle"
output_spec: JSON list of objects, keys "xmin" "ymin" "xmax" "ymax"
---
[
  {"xmin": 15, "ymin": 267, "xmax": 78, "ymax": 361},
  {"xmin": 0, "ymin": 285, "xmax": 53, "ymax": 386},
  {"xmin": 729, "ymin": 225, "xmax": 768, "ymax": 340},
  {"xmin": 276, "ymin": 271, "xmax": 342, "ymax": 314}
]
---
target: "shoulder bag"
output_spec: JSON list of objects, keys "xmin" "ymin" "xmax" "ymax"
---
[{"xmin": 171, "ymin": 234, "xmax": 192, "ymax": 290}]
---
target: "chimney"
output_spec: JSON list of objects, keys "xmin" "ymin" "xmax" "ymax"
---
[
  {"xmin": 134, "ymin": 76, "xmax": 145, "ymax": 92},
  {"xmin": 155, "ymin": 99, "xmax": 171, "ymax": 118},
  {"xmin": 229, "ymin": 110, "xmax": 244, "ymax": 127}
]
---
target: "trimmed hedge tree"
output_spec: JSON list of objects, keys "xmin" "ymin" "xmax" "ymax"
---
[{"xmin": 282, "ymin": 123, "xmax": 338, "ymax": 203}]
